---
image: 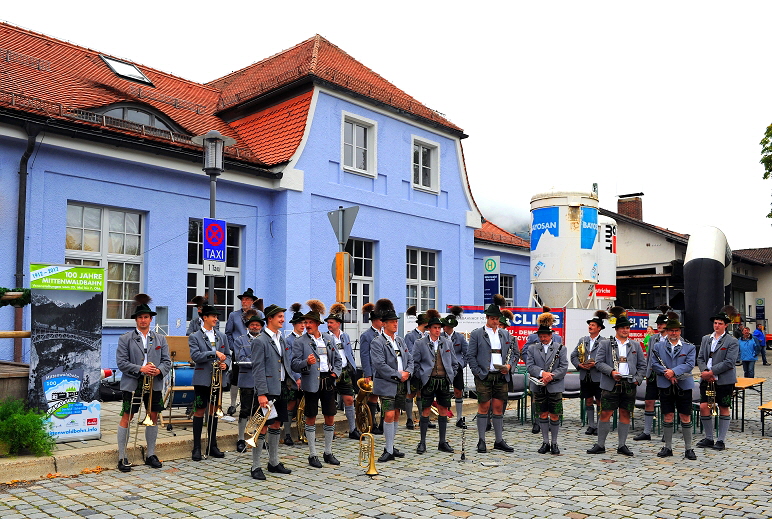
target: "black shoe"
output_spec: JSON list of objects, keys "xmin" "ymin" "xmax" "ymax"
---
[
  {"xmin": 456, "ymin": 417, "xmax": 467, "ymax": 429},
  {"xmin": 493, "ymin": 440, "xmax": 514, "ymax": 453},
  {"xmin": 764, "ymin": 363, "xmax": 771, "ymax": 366},
  {"xmin": 227, "ymin": 405, "xmax": 237, "ymax": 416},
  {"xmin": 371, "ymin": 426, "xmax": 383, "ymax": 435},
  {"xmin": 633, "ymin": 432, "xmax": 651, "ymax": 441},
  {"xmin": 236, "ymin": 440, "xmax": 247, "ymax": 453},
  {"xmin": 378, "ymin": 449, "xmax": 395, "ymax": 462},
  {"xmin": 192, "ymin": 447, "xmax": 202, "ymax": 461},
  {"xmin": 585, "ymin": 426, "xmax": 596, "ymax": 435},
  {"xmin": 118, "ymin": 458, "xmax": 132, "ymax": 472},
  {"xmin": 284, "ymin": 434, "xmax": 294, "ymax": 446},
  {"xmin": 308, "ymin": 455, "xmax": 322, "ymax": 468},
  {"xmin": 405, "ymin": 419, "xmax": 415, "ymax": 430},
  {"xmin": 657, "ymin": 447, "xmax": 673, "ymax": 458},
  {"xmin": 537, "ymin": 442, "xmax": 550, "ymax": 454},
  {"xmin": 684, "ymin": 449, "xmax": 697, "ymax": 460},
  {"xmin": 532, "ymin": 422, "xmax": 540, "ymax": 434},
  {"xmin": 617, "ymin": 445, "xmax": 634, "ymax": 457},
  {"xmin": 348, "ymin": 430, "xmax": 361, "ymax": 440},
  {"xmin": 477, "ymin": 439, "xmax": 487, "ymax": 453},
  {"xmin": 428, "ymin": 422, "xmax": 436, "ymax": 429},
  {"xmin": 392, "ymin": 447, "xmax": 405, "ymax": 458},
  {"xmin": 144, "ymin": 455, "xmax": 162, "ymax": 468},
  {"xmin": 208, "ymin": 445, "xmax": 225, "ymax": 458},
  {"xmin": 438, "ymin": 441, "xmax": 454, "ymax": 453},
  {"xmin": 587, "ymin": 444, "xmax": 605, "ymax": 454},
  {"xmin": 696, "ymin": 438, "xmax": 714, "ymax": 448},
  {"xmin": 712, "ymin": 440, "xmax": 726, "ymax": 451},
  {"xmin": 323, "ymin": 452, "xmax": 340, "ymax": 465},
  {"xmin": 416, "ymin": 442, "xmax": 426, "ymax": 454},
  {"xmin": 550, "ymin": 443, "xmax": 560, "ymax": 455},
  {"xmin": 267, "ymin": 462, "xmax": 292, "ymax": 474},
  {"xmin": 251, "ymin": 467, "xmax": 266, "ymax": 480},
  {"xmin": 592, "ymin": 428, "xmax": 598, "ymax": 436}
]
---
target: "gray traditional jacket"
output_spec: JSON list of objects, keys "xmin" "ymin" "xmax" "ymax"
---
[
  {"xmin": 595, "ymin": 337, "xmax": 647, "ymax": 391},
  {"xmin": 696, "ymin": 332, "xmax": 739, "ymax": 385},
  {"xmin": 466, "ymin": 326, "xmax": 519, "ymax": 382},
  {"xmin": 290, "ymin": 332, "xmax": 342, "ymax": 393},
  {"xmin": 188, "ymin": 327, "xmax": 231, "ymax": 386},
  {"xmin": 412, "ymin": 335, "xmax": 459, "ymax": 387},
  {"xmin": 116, "ymin": 329, "xmax": 172, "ymax": 391},
  {"xmin": 526, "ymin": 340, "xmax": 568, "ymax": 393},
  {"xmin": 370, "ymin": 332, "xmax": 413, "ymax": 397}
]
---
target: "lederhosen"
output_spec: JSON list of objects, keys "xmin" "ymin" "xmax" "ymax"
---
[
  {"xmin": 656, "ymin": 342, "xmax": 692, "ymax": 416},
  {"xmin": 333, "ymin": 334, "xmax": 355, "ymax": 397},
  {"xmin": 578, "ymin": 337, "xmax": 601, "ymax": 400},
  {"xmin": 304, "ymin": 336, "xmax": 338, "ymax": 418},
  {"xmin": 194, "ymin": 334, "xmax": 221, "ymax": 411},
  {"xmin": 600, "ymin": 339, "xmax": 636, "ymax": 413},
  {"xmin": 699, "ymin": 338, "xmax": 734, "ymax": 409},
  {"xmin": 420, "ymin": 340, "xmax": 452, "ymax": 409}
]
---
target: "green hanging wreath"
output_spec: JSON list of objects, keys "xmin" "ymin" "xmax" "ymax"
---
[{"xmin": 0, "ymin": 288, "xmax": 31, "ymax": 308}]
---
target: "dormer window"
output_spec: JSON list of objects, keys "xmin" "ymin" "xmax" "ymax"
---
[
  {"xmin": 100, "ymin": 105, "xmax": 178, "ymax": 132},
  {"xmin": 100, "ymin": 55, "xmax": 153, "ymax": 86}
]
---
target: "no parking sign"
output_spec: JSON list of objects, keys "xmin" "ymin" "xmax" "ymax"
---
[{"xmin": 203, "ymin": 217, "xmax": 226, "ymax": 276}]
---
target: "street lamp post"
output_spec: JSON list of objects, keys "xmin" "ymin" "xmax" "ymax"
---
[{"xmin": 192, "ymin": 130, "xmax": 236, "ymax": 310}]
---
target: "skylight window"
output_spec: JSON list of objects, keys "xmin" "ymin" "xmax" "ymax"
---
[{"xmin": 100, "ymin": 55, "xmax": 153, "ymax": 86}]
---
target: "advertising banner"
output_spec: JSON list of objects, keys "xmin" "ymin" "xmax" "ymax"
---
[
  {"xmin": 28, "ymin": 264, "xmax": 104, "ymax": 442},
  {"xmin": 482, "ymin": 256, "xmax": 500, "ymax": 305}
]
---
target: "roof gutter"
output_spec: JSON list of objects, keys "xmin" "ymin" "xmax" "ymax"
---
[{"xmin": 14, "ymin": 122, "xmax": 41, "ymax": 362}]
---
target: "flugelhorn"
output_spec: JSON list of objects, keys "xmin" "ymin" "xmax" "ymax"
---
[
  {"xmin": 706, "ymin": 381, "xmax": 718, "ymax": 416},
  {"xmin": 296, "ymin": 395, "xmax": 307, "ymax": 444},
  {"xmin": 245, "ymin": 400, "xmax": 275, "ymax": 448},
  {"xmin": 355, "ymin": 378, "xmax": 377, "ymax": 476}
]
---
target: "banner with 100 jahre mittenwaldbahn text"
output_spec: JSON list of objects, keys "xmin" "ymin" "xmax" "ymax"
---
[{"xmin": 28, "ymin": 264, "xmax": 104, "ymax": 442}]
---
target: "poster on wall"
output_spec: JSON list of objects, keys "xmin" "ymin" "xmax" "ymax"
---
[{"xmin": 28, "ymin": 264, "xmax": 104, "ymax": 442}]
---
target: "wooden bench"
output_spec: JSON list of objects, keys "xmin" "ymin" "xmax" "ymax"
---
[{"xmin": 759, "ymin": 401, "xmax": 772, "ymax": 436}]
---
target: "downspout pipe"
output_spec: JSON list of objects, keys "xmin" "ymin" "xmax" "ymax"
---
[{"xmin": 14, "ymin": 123, "xmax": 41, "ymax": 362}]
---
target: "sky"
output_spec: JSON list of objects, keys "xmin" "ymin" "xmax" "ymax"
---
[{"xmin": 3, "ymin": 1, "xmax": 772, "ymax": 250}]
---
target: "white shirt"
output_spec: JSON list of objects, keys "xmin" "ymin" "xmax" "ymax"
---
[
  {"xmin": 669, "ymin": 339, "xmax": 682, "ymax": 356},
  {"xmin": 312, "ymin": 334, "xmax": 329, "ymax": 372},
  {"xmin": 616, "ymin": 339, "xmax": 630, "ymax": 376},
  {"xmin": 588, "ymin": 335, "xmax": 599, "ymax": 352},
  {"xmin": 332, "ymin": 333, "xmax": 347, "ymax": 369},
  {"xmin": 485, "ymin": 326, "xmax": 503, "ymax": 370},
  {"xmin": 264, "ymin": 328, "xmax": 285, "ymax": 381},
  {"xmin": 539, "ymin": 340, "xmax": 553, "ymax": 377},
  {"xmin": 707, "ymin": 332, "xmax": 725, "ymax": 371},
  {"xmin": 202, "ymin": 327, "xmax": 216, "ymax": 348},
  {"xmin": 384, "ymin": 333, "xmax": 403, "ymax": 373},
  {"xmin": 136, "ymin": 329, "xmax": 150, "ymax": 364}
]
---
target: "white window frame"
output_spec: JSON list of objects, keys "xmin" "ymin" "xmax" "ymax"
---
[
  {"xmin": 341, "ymin": 111, "xmax": 377, "ymax": 177},
  {"xmin": 345, "ymin": 239, "xmax": 375, "ymax": 342},
  {"xmin": 187, "ymin": 219, "xmax": 242, "ymax": 331},
  {"xmin": 406, "ymin": 247, "xmax": 438, "ymax": 312},
  {"xmin": 411, "ymin": 135, "xmax": 440, "ymax": 194},
  {"xmin": 64, "ymin": 203, "xmax": 144, "ymax": 326},
  {"xmin": 500, "ymin": 275, "xmax": 515, "ymax": 306}
]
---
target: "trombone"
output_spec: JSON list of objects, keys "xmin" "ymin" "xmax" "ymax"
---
[
  {"xmin": 355, "ymin": 378, "xmax": 378, "ymax": 476},
  {"xmin": 128, "ymin": 362, "xmax": 155, "ymax": 465},
  {"xmin": 205, "ymin": 358, "xmax": 224, "ymax": 459}
]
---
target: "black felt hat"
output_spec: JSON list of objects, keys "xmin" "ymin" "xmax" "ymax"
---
[
  {"xmin": 200, "ymin": 304, "xmax": 221, "ymax": 317},
  {"xmin": 237, "ymin": 288, "xmax": 257, "ymax": 301},
  {"xmin": 303, "ymin": 299, "xmax": 326, "ymax": 324},
  {"xmin": 664, "ymin": 318, "xmax": 684, "ymax": 330},
  {"xmin": 710, "ymin": 305, "xmax": 737, "ymax": 324},
  {"xmin": 376, "ymin": 298, "xmax": 399, "ymax": 322},
  {"xmin": 586, "ymin": 310, "xmax": 608, "ymax": 330},
  {"xmin": 613, "ymin": 315, "xmax": 633, "ymax": 329},
  {"xmin": 536, "ymin": 324, "xmax": 554, "ymax": 335},
  {"xmin": 288, "ymin": 302, "xmax": 304, "ymax": 324},
  {"xmin": 425, "ymin": 309, "xmax": 443, "ymax": 327},
  {"xmin": 130, "ymin": 294, "xmax": 156, "ymax": 319},
  {"xmin": 443, "ymin": 306, "xmax": 463, "ymax": 328},
  {"xmin": 325, "ymin": 303, "xmax": 348, "ymax": 322}
]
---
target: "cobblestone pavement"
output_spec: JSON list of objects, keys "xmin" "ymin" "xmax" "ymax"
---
[{"xmin": 2, "ymin": 402, "xmax": 771, "ymax": 519}]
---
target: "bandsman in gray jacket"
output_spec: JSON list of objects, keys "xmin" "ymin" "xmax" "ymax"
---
[
  {"xmin": 634, "ymin": 306, "xmax": 674, "ymax": 442},
  {"xmin": 225, "ymin": 288, "xmax": 263, "ymax": 415},
  {"xmin": 290, "ymin": 300, "xmax": 342, "ymax": 468},
  {"xmin": 186, "ymin": 295, "xmax": 207, "ymax": 336},
  {"xmin": 115, "ymin": 294, "xmax": 171, "ymax": 472},
  {"xmin": 412, "ymin": 309, "xmax": 460, "ymax": 454},
  {"xmin": 588, "ymin": 313, "xmax": 647, "ymax": 457},
  {"xmin": 650, "ymin": 318, "xmax": 697, "ymax": 460},
  {"xmin": 466, "ymin": 297, "xmax": 518, "ymax": 454},
  {"xmin": 526, "ymin": 324, "xmax": 568, "ymax": 455},
  {"xmin": 232, "ymin": 310, "xmax": 263, "ymax": 453},
  {"xmin": 570, "ymin": 310, "xmax": 607, "ymax": 436},
  {"xmin": 325, "ymin": 303, "xmax": 361, "ymax": 440},
  {"xmin": 370, "ymin": 298, "xmax": 413, "ymax": 462},
  {"xmin": 695, "ymin": 307, "xmax": 740, "ymax": 451},
  {"xmin": 403, "ymin": 306, "xmax": 428, "ymax": 430},
  {"xmin": 282, "ymin": 302, "xmax": 305, "ymax": 445},
  {"xmin": 442, "ymin": 305, "xmax": 468, "ymax": 429},
  {"xmin": 249, "ymin": 304, "xmax": 295, "ymax": 480},
  {"xmin": 359, "ymin": 302, "xmax": 384, "ymax": 435},
  {"xmin": 189, "ymin": 304, "xmax": 231, "ymax": 461}
]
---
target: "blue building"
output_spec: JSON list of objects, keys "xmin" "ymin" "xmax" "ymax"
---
[{"xmin": 0, "ymin": 25, "xmax": 529, "ymax": 369}]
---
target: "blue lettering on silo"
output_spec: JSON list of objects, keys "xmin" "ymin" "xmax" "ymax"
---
[
  {"xmin": 531, "ymin": 207, "xmax": 559, "ymax": 251},
  {"xmin": 580, "ymin": 207, "xmax": 598, "ymax": 250}
]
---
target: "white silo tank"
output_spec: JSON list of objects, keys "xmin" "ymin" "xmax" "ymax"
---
[
  {"xmin": 595, "ymin": 215, "xmax": 617, "ymax": 308},
  {"xmin": 530, "ymin": 191, "xmax": 599, "ymax": 308}
]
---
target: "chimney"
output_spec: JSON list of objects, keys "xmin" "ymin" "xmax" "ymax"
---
[{"xmin": 617, "ymin": 195, "xmax": 643, "ymax": 220}]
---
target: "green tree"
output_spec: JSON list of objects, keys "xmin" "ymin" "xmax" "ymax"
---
[{"xmin": 759, "ymin": 124, "xmax": 772, "ymax": 217}]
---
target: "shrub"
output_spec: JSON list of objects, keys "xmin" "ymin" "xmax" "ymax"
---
[{"xmin": 0, "ymin": 398, "xmax": 55, "ymax": 456}]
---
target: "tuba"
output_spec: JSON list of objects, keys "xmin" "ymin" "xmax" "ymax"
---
[{"xmin": 355, "ymin": 378, "xmax": 378, "ymax": 476}]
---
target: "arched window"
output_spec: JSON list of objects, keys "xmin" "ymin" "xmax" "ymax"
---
[{"xmin": 100, "ymin": 105, "xmax": 178, "ymax": 132}]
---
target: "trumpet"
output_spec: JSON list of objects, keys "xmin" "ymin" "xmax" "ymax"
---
[
  {"xmin": 706, "ymin": 381, "xmax": 718, "ymax": 416},
  {"xmin": 355, "ymin": 378, "xmax": 377, "ymax": 476},
  {"xmin": 245, "ymin": 400, "xmax": 274, "ymax": 449}
]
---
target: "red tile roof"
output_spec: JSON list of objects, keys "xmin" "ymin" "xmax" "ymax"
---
[
  {"xmin": 207, "ymin": 35, "xmax": 463, "ymax": 133},
  {"xmin": 229, "ymin": 90, "xmax": 313, "ymax": 166},
  {"xmin": 734, "ymin": 248, "xmax": 772, "ymax": 265},
  {"xmin": 474, "ymin": 221, "xmax": 529, "ymax": 249}
]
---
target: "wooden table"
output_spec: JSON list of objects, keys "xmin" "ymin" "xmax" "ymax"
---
[{"xmin": 733, "ymin": 377, "xmax": 766, "ymax": 432}]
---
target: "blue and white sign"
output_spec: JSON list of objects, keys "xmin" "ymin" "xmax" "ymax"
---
[
  {"xmin": 531, "ymin": 207, "xmax": 559, "ymax": 251},
  {"xmin": 580, "ymin": 207, "xmax": 598, "ymax": 250},
  {"xmin": 203, "ymin": 217, "xmax": 227, "ymax": 276},
  {"xmin": 483, "ymin": 256, "xmax": 500, "ymax": 305}
]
